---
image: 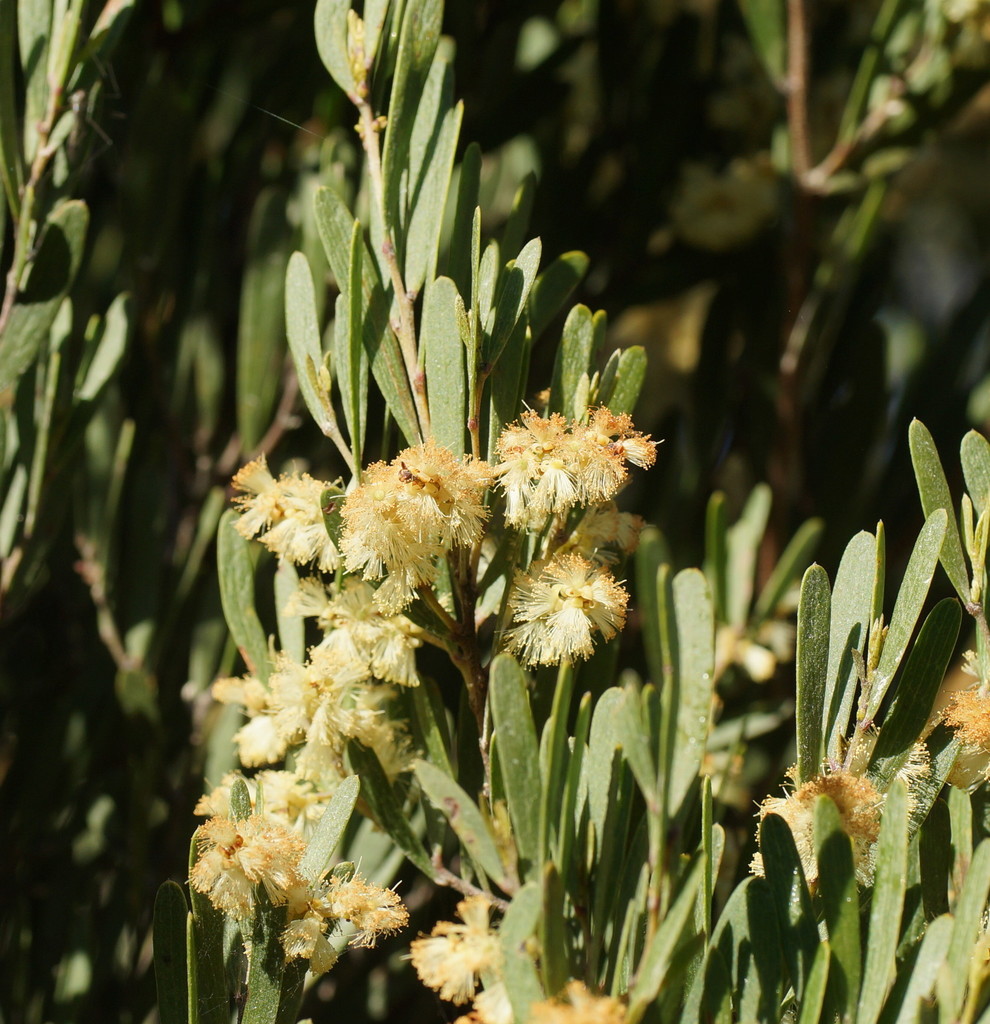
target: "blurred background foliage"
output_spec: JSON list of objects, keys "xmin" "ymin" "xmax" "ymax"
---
[{"xmin": 4, "ymin": 0, "xmax": 990, "ymax": 1020}]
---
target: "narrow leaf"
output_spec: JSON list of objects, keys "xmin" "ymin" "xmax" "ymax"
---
[
  {"xmin": 489, "ymin": 654, "xmax": 541, "ymax": 874},
  {"xmin": 909, "ymin": 418, "xmax": 970, "ymax": 602},
  {"xmin": 961, "ymin": 429, "xmax": 990, "ymax": 514},
  {"xmin": 216, "ymin": 510, "xmax": 269, "ymax": 684},
  {"xmin": 415, "ymin": 758, "xmax": 509, "ymax": 890},
  {"xmin": 422, "ymin": 276, "xmax": 467, "ymax": 454},
  {"xmin": 796, "ymin": 565, "xmax": 831, "ymax": 784},
  {"xmin": 868, "ymin": 509, "xmax": 947, "ymax": 719},
  {"xmin": 824, "ymin": 531, "xmax": 876, "ymax": 759},
  {"xmin": 815, "ymin": 796, "xmax": 861, "ymax": 1019},
  {"xmin": 857, "ymin": 778, "xmax": 909, "ymax": 1024},
  {"xmin": 299, "ymin": 774, "xmax": 360, "ymax": 882},
  {"xmin": 153, "ymin": 882, "xmax": 190, "ymax": 1024}
]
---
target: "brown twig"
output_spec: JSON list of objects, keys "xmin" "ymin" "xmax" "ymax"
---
[
  {"xmin": 74, "ymin": 533, "xmax": 140, "ymax": 673},
  {"xmin": 355, "ymin": 101, "xmax": 431, "ymax": 440}
]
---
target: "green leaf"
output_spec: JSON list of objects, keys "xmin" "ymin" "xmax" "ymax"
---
[
  {"xmin": 760, "ymin": 812, "xmax": 819, "ymax": 999},
  {"xmin": 961, "ymin": 429, "xmax": 990, "ymax": 515},
  {"xmin": 824, "ymin": 530, "xmax": 876, "ymax": 759},
  {"xmin": 726, "ymin": 483, "xmax": 772, "ymax": 629},
  {"xmin": 483, "ymin": 237, "xmax": 541, "ymax": 368},
  {"xmin": 338, "ymin": 217, "xmax": 367, "ymax": 467},
  {"xmin": 797, "ymin": 943, "xmax": 831, "ymax": 1024},
  {"xmin": 153, "ymin": 882, "xmax": 190, "ymax": 1024},
  {"xmin": 486, "ymin": 316, "xmax": 529, "ymax": 454},
  {"xmin": 857, "ymin": 779, "xmax": 909, "ymax": 1024},
  {"xmin": 230, "ymin": 777, "xmax": 253, "ymax": 820},
  {"xmin": 348, "ymin": 742, "xmax": 433, "ymax": 878},
  {"xmin": 796, "ymin": 565, "xmax": 831, "ymax": 785},
  {"xmin": 942, "ymin": 840, "xmax": 990, "ymax": 1020},
  {"xmin": 446, "ymin": 143, "xmax": 481, "ymax": 302},
  {"xmin": 836, "ymin": 0, "xmax": 907, "ymax": 146},
  {"xmin": 17, "ymin": 0, "xmax": 50, "ymax": 160},
  {"xmin": 242, "ymin": 889, "xmax": 297, "ymax": 1024},
  {"xmin": 314, "ymin": 0, "xmax": 355, "ymax": 96},
  {"xmin": 752, "ymin": 517, "xmax": 825, "ymax": 628},
  {"xmin": 668, "ymin": 568, "xmax": 715, "ymax": 819},
  {"xmin": 908, "ymin": 725, "xmax": 960, "ymax": 837},
  {"xmin": 237, "ymin": 187, "xmax": 289, "ymax": 452},
  {"xmin": 635, "ymin": 528, "xmax": 667, "ymax": 692},
  {"xmin": 606, "ymin": 346, "xmax": 648, "ymax": 417},
  {"xmin": 538, "ymin": 661, "xmax": 576, "ymax": 859},
  {"xmin": 815, "ymin": 796, "xmax": 861, "ymax": 1019},
  {"xmin": 586, "ymin": 687, "xmax": 624, "ymax": 850},
  {"xmin": 489, "ymin": 654, "xmax": 541, "ymax": 875},
  {"xmin": 555, "ymin": 691, "xmax": 590, "ymax": 884},
  {"xmin": 0, "ymin": 0, "xmax": 23, "ymax": 214},
  {"xmin": 403, "ymin": 53, "xmax": 462, "ymax": 294},
  {"xmin": 415, "ymin": 757, "xmax": 509, "ymax": 890},
  {"xmin": 75, "ymin": 293, "xmax": 132, "ymax": 403},
  {"xmin": 0, "ymin": 199, "xmax": 88, "ymax": 389},
  {"xmin": 549, "ymin": 304, "xmax": 603, "ymax": 420},
  {"xmin": 500, "ymin": 882, "xmax": 545, "ymax": 1023},
  {"xmin": 274, "ymin": 559, "xmax": 303, "ymax": 663},
  {"xmin": 626, "ymin": 856, "xmax": 704, "ymax": 1024},
  {"xmin": 187, "ymin": 833, "xmax": 228, "ymax": 1024},
  {"xmin": 422, "ymin": 276, "xmax": 467, "ymax": 454},
  {"xmin": 314, "ymin": 186, "xmax": 420, "ymax": 445},
  {"xmin": 285, "ymin": 250, "xmax": 335, "ymax": 438},
  {"xmin": 528, "ymin": 251, "xmax": 588, "ymax": 343},
  {"xmin": 867, "ymin": 510, "xmax": 947, "ymax": 720},
  {"xmin": 540, "ymin": 861, "xmax": 569, "ymax": 997},
  {"xmin": 500, "ymin": 172, "xmax": 537, "ymax": 263},
  {"xmin": 878, "ymin": 913, "xmax": 952, "ymax": 1024},
  {"xmin": 381, "ymin": 0, "xmax": 443, "ymax": 237},
  {"xmin": 616, "ymin": 680, "xmax": 658, "ymax": 805},
  {"xmin": 299, "ymin": 774, "xmax": 360, "ymax": 882},
  {"xmin": 737, "ymin": 0, "xmax": 785, "ymax": 81},
  {"xmin": 868, "ymin": 598, "xmax": 960, "ymax": 789},
  {"xmin": 408, "ymin": 675, "xmax": 452, "ymax": 777},
  {"xmin": 216, "ymin": 510, "xmax": 269, "ymax": 684},
  {"xmin": 909, "ymin": 419, "xmax": 970, "ymax": 603},
  {"xmin": 704, "ymin": 492, "xmax": 729, "ymax": 623}
]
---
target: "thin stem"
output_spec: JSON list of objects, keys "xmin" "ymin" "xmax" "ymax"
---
[
  {"xmin": 356, "ymin": 101, "xmax": 431, "ymax": 440},
  {"xmin": 74, "ymin": 534, "xmax": 140, "ymax": 673},
  {"xmin": 0, "ymin": 86, "xmax": 72, "ymax": 338},
  {"xmin": 786, "ymin": 0, "xmax": 812, "ymax": 181},
  {"xmin": 431, "ymin": 854, "xmax": 510, "ymax": 910}
]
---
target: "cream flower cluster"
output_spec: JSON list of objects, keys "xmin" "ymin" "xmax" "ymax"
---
[
  {"xmin": 285, "ymin": 576, "xmax": 422, "ymax": 686},
  {"xmin": 410, "ymin": 896, "xmax": 510, "ymax": 1023},
  {"xmin": 232, "ymin": 456, "xmax": 341, "ymax": 571},
  {"xmin": 493, "ymin": 408, "xmax": 656, "ymax": 529},
  {"xmin": 505, "ymin": 553, "xmax": 629, "ymax": 667},
  {"xmin": 211, "ymin": 647, "xmax": 412, "ymax": 784},
  {"xmin": 409, "ymin": 896, "xmax": 626, "ymax": 1024},
  {"xmin": 750, "ymin": 768, "xmax": 884, "ymax": 887},
  {"xmin": 340, "ymin": 439, "xmax": 492, "ymax": 612},
  {"xmin": 189, "ymin": 814, "xmax": 407, "ymax": 973}
]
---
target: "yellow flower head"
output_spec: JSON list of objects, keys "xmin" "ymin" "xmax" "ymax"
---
[
  {"xmin": 282, "ymin": 873, "xmax": 408, "ymax": 975},
  {"xmin": 943, "ymin": 689, "xmax": 990, "ymax": 788},
  {"xmin": 189, "ymin": 814, "xmax": 306, "ymax": 917},
  {"xmin": 752, "ymin": 769, "xmax": 883, "ymax": 887},
  {"xmin": 286, "ymin": 576, "xmax": 422, "ymax": 686},
  {"xmin": 232, "ymin": 456, "xmax": 341, "ymax": 571},
  {"xmin": 505, "ymin": 554, "xmax": 629, "ymax": 666},
  {"xmin": 340, "ymin": 441, "xmax": 490, "ymax": 611},
  {"xmin": 529, "ymin": 981, "xmax": 627, "ymax": 1024},
  {"xmin": 493, "ymin": 409, "xmax": 657, "ymax": 528},
  {"xmin": 410, "ymin": 896, "xmax": 502, "ymax": 1005}
]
